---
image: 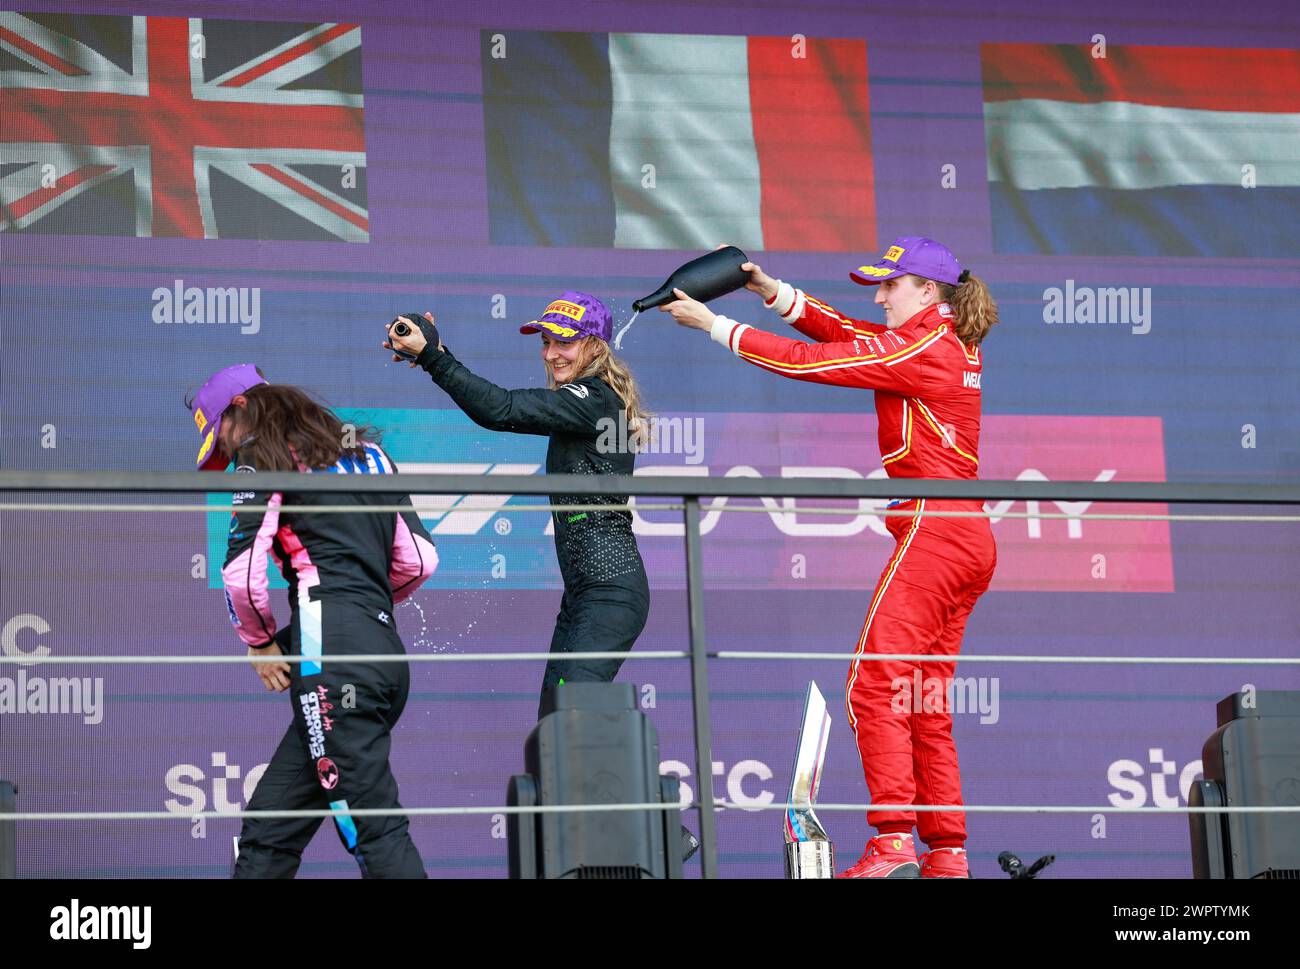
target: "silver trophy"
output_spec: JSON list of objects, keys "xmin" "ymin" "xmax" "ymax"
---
[{"xmin": 784, "ymin": 680, "xmax": 834, "ymax": 878}]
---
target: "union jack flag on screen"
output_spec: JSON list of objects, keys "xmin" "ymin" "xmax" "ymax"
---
[{"xmin": 0, "ymin": 12, "xmax": 368, "ymax": 240}]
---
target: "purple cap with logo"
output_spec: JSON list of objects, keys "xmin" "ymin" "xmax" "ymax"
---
[
  {"xmin": 850, "ymin": 236, "xmax": 962, "ymax": 286},
  {"xmin": 518, "ymin": 290, "xmax": 611, "ymax": 342},
  {"xmin": 190, "ymin": 364, "xmax": 267, "ymax": 470}
]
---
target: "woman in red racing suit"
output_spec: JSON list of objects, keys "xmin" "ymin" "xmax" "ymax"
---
[{"xmin": 662, "ymin": 236, "xmax": 998, "ymax": 879}]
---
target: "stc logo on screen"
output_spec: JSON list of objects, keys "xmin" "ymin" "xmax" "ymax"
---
[
  {"xmin": 163, "ymin": 752, "xmax": 775, "ymax": 814},
  {"xmin": 206, "ymin": 410, "xmax": 1173, "ymax": 593},
  {"xmin": 1107, "ymin": 749, "xmax": 1204, "ymax": 808},
  {"xmin": 164, "ymin": 752, "xmax": 268, "ymax": 815}
]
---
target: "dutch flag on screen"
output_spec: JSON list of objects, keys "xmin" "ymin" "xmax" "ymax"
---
[
  {"xmin": 482, "ymin": 31, "xmax": 876, "ymax": 252},
  {"xmin": 981, "ymin": 43, "xmax": 1300, "ymax": 258}
]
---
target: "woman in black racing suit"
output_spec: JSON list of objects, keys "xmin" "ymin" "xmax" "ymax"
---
[{"xmin": 384, "ymin": 291, "xmax": 650, "ymax": 720}]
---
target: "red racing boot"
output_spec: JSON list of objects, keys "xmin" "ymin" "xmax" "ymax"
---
[
  {"xmin": 835, "ymin": 835, "xmax": 920, "ymax": 878},
  {"xmin": 919, "ymin": 847, "xmax": 970, "ymax": 878}
]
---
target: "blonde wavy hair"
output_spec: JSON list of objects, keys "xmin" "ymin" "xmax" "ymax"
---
[{"xmin": 549, "ymin": 336, "xmax": 652, "ymax": 448}]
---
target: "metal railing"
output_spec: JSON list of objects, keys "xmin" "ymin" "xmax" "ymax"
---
[{"xmin": 3, "ymin": 470, "xmax": 1299, "ymax": 879}]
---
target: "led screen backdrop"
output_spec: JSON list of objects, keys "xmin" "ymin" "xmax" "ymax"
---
[{"xmin": 2, "ymin": 0, "xmax": 1298, "ymax": 879}]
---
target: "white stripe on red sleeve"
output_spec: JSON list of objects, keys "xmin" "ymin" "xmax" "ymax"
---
[
  {"xmin": 709, "ymin": 315, "xmax": 751, "ymax": 355},
  {"xmin": 765, "ymin": 280, "xmax": 795, "ymax": 318},
  {"xmin": 785, "ymin": 287, "xmax": 806, "ymax": 323}
]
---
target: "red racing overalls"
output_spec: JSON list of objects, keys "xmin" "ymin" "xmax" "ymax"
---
[{"xmin": 711, "ymin": 283, "xmax": 996, "ymax": 847}]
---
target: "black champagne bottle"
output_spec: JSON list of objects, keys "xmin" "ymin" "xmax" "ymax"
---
[{"xmin": 632, "ymin": 246, "xmax": 750, "ymax": 311}]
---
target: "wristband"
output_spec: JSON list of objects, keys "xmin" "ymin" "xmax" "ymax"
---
[{"xmin": 391, "ymin": 313, "xmax": 439, "ymax": 361}]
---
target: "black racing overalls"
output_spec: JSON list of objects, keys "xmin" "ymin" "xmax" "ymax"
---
[
  {"xmin": 221, "ymin": 444, "xmax": 436, "ymax": 878},
  {"xmin": 418, "ymin": 345, "xmax": 649, "ymax": 719}
]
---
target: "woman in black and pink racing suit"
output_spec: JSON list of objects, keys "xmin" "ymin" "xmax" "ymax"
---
[{"xmin": 189, "ymin": 364, "xmax": 437, "ymax": 878}]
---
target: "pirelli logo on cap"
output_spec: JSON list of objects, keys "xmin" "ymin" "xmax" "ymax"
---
[
  {"xmin": 194, "ymin": 408, "xmax": 208, "ymax": 432},
  {"xmin": 544, "ymin": 299, "xmax": 586, "ymax": 322},
  {"xmin": 535, "ymin": 319, "xmax": 579, "ymax": 338},
  {"xmin": 855, "ymin": 265, "xmax": 896, "ymax": 278},
  {"xmin": 198, "ymin": 428, "xmax": 215, "ymax": 464},
  {"xmin": 883, "ymin": 245, "xmax": 905, "ymax": 262}
]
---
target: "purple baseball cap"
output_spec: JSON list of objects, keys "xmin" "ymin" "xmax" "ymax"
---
[
  {"xmin": 850, "ymin": 236, "xmax": 962, "ymax": 286},
  {"xmin": 518, "ymin": 290, "xmax": 611, "ymax": 342},
  {"xmin": 190, "ymin": 364, "xmax": 267, "ymax": 470}
]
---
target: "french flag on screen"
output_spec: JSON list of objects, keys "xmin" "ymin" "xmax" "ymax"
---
[
  {"xmin": 982, "ymin": 43, "xmax": 1300, "ymax": 258},
  {"xmin": 482, "ymin": 31, "xmax": 876, "ymax": 252}
]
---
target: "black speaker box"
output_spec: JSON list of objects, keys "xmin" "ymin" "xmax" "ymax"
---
[
  {"xmin": 508, "ymin": 683, "xmax": 681, "ymax": 879},
  {"xmin": 1190, "ymin": 691, "xmax": 1300, "ymax": 878}
]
